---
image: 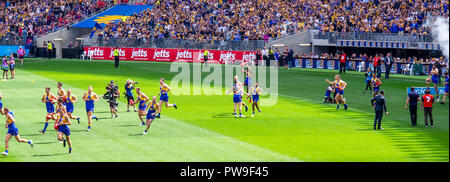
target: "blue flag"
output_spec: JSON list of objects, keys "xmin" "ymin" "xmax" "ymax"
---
[{"xmin": 89, "ymin": 23, "xmax": 104, "ymax": 39}]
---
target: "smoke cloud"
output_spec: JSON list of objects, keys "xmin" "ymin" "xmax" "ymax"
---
[{"xmin": 425, "ymin": 16, "xmax": 449, "ymax": 59}]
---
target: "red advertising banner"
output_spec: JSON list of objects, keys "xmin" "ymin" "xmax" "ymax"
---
[{"xmin": 83, "ymin": 47, "xmax": 258, "ymax": 64}]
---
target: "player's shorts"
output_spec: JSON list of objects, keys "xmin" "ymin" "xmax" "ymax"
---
[
  {"xmin": 86, "ymin": 101, "xmax": 94, "ymax": 112},
  {"xmin": 336, "ymin": 89, "xmax": 344, "ymax": 95},
  {"xmin": 1, "ymin": 65, "xmax": 8, "ymax": 71},
  {"xmin": 126, "ymin": 94, "xmax": 134, "ymax": 103},
  {"xmin": 146, "ymin": 110, "xmax": 156, "ymax": 120},
  {"xmin": 0, "ymin": 101, "xmax": 2, "ymax": 109},
  {"xmin": 252, "ymin": 95, "xmax": 259, "ymax": 102},
  {"xmin": 373, "ymin": 86, "xmax": 380, "ymax": 93},
  {"xmin": 9, "ymin": 64, "xmax": 15, "ymax": 70},
  {"xmin": 7, "ymin": 124, "xmax": 19, "ymax": 136},
  {"xmin": 66, "ymin": 103, "xmax": 74, "ymax": 113},
  {"xmin": 244, "ymin": 77, "xmax": 251, "ymax": 87},
  {"xmin": 445, "ymin": 86, "xmax": 449, "ymax": 94},
  {"xmin": 46, "ymin": 103, "xmax": 55, "ymax": 113},
  {"xmin": 58, "ymin": 125, "xmax": 70, "ymax": 136},
  {"xmin": 325, "ymin": 90, "xmax": 331, "ymax": 97},
  {"xmin": 233, "ymin": 95, "xmax": 242, "ymax": 103},
  {"xmin": 432, "ymin": 77, "xmax": 439, "ymax": 85},
  {"xmin": 160, "ymin": 93, "xmax": 169, "ymax": 102},
  {"xmin": 138, "ymin": 101, "xmax": 146, "ymax": 111},
  {"xmin": 19, "ymin": 55, "xmax": 24, "ymax": 59}
]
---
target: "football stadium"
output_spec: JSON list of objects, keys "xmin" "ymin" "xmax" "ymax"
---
[{"xmin": 0, "ymin": 0, "xmax": 449, "ymax": 165}]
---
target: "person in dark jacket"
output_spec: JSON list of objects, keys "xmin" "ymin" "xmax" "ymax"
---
[
  {"xmin": 384, "ymin": 53, "xmax": 393, "ymax": 79},
  {"xmin": 405, "ymin": 87, "xmax": 421, "ymax": 126},
  {"xmin": 371, "ymin": 90, "xmax": 388, "ymax": 130}
]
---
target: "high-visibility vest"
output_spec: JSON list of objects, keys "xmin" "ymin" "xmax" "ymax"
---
[
  {"xmin": 47, "ymin": 43, "xmax": 52, "ymax": 50},
  {"xmin": 114, "ymin": 49, "xmax": 119, "ymax": 56},
  {"xmin": 204, "ymin": 50, "xmax": 208, "ymax": 56}
]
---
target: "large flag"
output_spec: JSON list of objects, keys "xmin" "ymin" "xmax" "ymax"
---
[{"xmin": 89, "ymin": 23, "xmax": 104, "ymax": 39}]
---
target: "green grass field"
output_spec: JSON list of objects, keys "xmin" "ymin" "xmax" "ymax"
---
[{"xmin": 0, "ymin": 58, "xmax": 448, "ymax": 162}]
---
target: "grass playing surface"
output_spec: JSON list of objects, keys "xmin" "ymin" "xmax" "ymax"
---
[{"xmin": 0, "ymin": 58, "xmax": 448, "ymax": 162}]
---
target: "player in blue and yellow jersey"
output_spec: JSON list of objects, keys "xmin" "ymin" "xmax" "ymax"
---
[
  {"xmin": 247, "ymin": 82, "xmax": 262, "ymax": 117},
  {"xmin": 371, "ymin": 73, "xmax": 382, "ymax": 93},
  {"xmin": 0, "ymin": 91, "xmax": 3, "ymax": 109},
  {"xmin": 157, "ymin": 77, "xmax": 177, "ymax": 118},
  {"xmin": 57, "ymin": 82, "xmax": 66, "ymax": 103},
  {"xmin": 441, "ymin": 72, "xmax": 449, "ymax": 105},
  {"xmin": 82, "ymin": 86, "xmax": 99, "ymax": 132},
  {"xmin": 233, "ymin": 75, "xmax": 249, "ymax": 112},
  {"xmin": 426, "ymin": 65, "xmax": 440, "ymax": 102},
  {"xmin": 39, "ymin": 87, "xmax": 57, "ymax": 134},
  {"xmin": 326, "ymin": 74, "xmax": 348, "ymax": 110},
  {"xmin": 134, "ymin": 87, "xmax": 149, "ymax": 126},
  {"xmin": 56, "ymin": 105, "xmax": 72, "ymax": 154},
  {"xmin": 242, "ymin": 64, "xmax": 253, "ymax": 96},
  {"xmin": 143, "ymin": 96, "xmax": 160, "ymax": 135},
  {"xmin": 64, "ymin": 89, "xmax": 80, "ymax": 124},
  {"xmin": 227, "ymin": 78, "xmax": 248, "ymax": 117},
  {"xmin": 1, "ymin": 107, "xmax": 33, "ymax": 157}
]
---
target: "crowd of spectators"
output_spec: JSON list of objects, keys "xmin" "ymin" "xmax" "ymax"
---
[
  {"xmin": 0, "ymin": 0, "xmax": 114, "ymax": 44},
  {"xmin": 97, "ymin": 0, "xmax": 448, "ymax": 42}
]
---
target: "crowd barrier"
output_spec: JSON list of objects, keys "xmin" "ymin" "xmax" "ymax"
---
[
  {"xmin": 83, "ymin": 47, "xmax": 258, "ymax": 64},
  {"xmin": 294, "ymin": 58, "xmax": 447, "ymax": 75}
]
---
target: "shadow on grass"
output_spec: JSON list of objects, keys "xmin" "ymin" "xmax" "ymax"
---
[
  {"xmin": 129, "ymin": 133, "xmax": 143, "ymax": 136},
  {"xmin": 34, "ymin": 141, "xmax": 56, "ymax": 145},
  {"xmin": 211, "ymin": 112, "xmax": 234, "ymax": 119},
  {"xmin": 114, "ymin": 124, "xmax": 138, "ymax": 128},
  {"xmin": 32, "ymin": 153, "xmax": 67, "ymax": 157}
]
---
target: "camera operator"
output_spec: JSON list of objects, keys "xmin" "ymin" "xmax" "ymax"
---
[
  {"xmin": 124, "ymin": 79, "xmax": 137, "ymax": 112},
  {"xmin": 104, "ymin": 80, "xmax": 120, "ymax": 118}
]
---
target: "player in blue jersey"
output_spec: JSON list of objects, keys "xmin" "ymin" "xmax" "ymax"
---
[
  {"xmin": 157, "ymin": 77, "xmax": 177, "ymax": 118},
  {"xmin": 0, "ymin": 91, "xmax": 3, "ymax": 109},
  {"xmin": 227, "ymin": 77, "xmax": 248, "ymax": 117},
  {"xmin": 82, "ymin": 86, "xmax": 99, "ymax": 132},
  {"xmin": 134, "ymin": 87, "xmax": 149, "ymax": 126},
  {"xmin": 371, "ymin": 73, "xmax": 382, "ymax": 94},
  {"xmin": 1, "ymin": 107, "xmax": 33, "ymax": 156},
  {"xmin": 426, "ymin": 65, "xmax": 440, "ymax": 102},
  {"xmin": 441, "ymin": 72, "xmax": 449, "ymax": 105},
  {"xmin": 323, "ymin": 83, "xmax": 334, "ymax": 103},
  {"xmin": 363, "ymin": 67, "xmax": 373, "ymax": 94},
  {"xmin": 247, "ymin": 82, "xmax": 262, "ymax": 117},
  {"xmin": 56, "ymin": 104, "xmax": 72, "ymax": 154},
  {"xmin": 242, "ymin": 64, "xmax": 253, "ymax": 96},
  {"xmin": 39, "ymin": 87, "xmax": 57, "ymax": 134},
  {"xmin": 65, "ymin": 89, "xmax": 80, "ymax": 124},
  {"xmin": 326, "ymin": 74, "xmax": 348, "ymax": 110},
  {"xmin": 143, "ymin": 96, "xmax": 160, "ymax": 135}
]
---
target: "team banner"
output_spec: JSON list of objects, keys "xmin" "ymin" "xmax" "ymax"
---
[
  {"xmin": 407, "ymin": 87, "xmax": 446, "ymax": 95},
  {"xmin": 83, "ymin": 47, "xmax": 257, "ymax": 64}
]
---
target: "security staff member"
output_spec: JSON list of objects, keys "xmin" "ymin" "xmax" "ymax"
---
[
  {"xmin": 203, "ymin": 47, "xmax": 209, "ymax": 67},
  {"xmin": 114, "ymin": 47, "xmax": 119, "ymax": 68},
  {"xmin": 421, "ymin": 89, "xmax": 435, "ymax": 127},
  {"xmin": 371, "ymin": 90, "xmax": 388, "ymax": 130},
  {"xmin": 405, "ymin": 87, "xmax": 420, "ymax": 126},
  {"xmin": 47, "ymin": 41, "xmax": 53, "ymax": 59},
  {"xmin": 339, "ymin": 51, "xmax": 347, "ymax": 74}
]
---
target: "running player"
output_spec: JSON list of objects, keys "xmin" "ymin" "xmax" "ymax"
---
[
  {"xmin": 65, "ymin": 89, "xmax": 80, "ymax": 124},
  {"xmin": 82, "ymin": 86, "xmax": 99, "ymax": 132},
  {"xmin": 426, "ymin": 65, "xmax": 440, "ymax": 102},
  {"xmin": 157, "ymin": 77, "xmax": 177, "ymax": 118},
  {"xmin": 326, "ymin": 74, "xmax": 348, "ymax": 110},
  {"xmin": 1, "ymin": 107, "xmax": 34, "ymax": 156},
  {"xmin": 56, "ymin": 105, "xmax": 72, "ymax": 154},
  {"xmin": 8, "ymin": 54, "xmax": 15, "ymax": 79},
  {"xmin": 57, "ymin": 82, "xmax": 65, "ymax": 101},
  {"xmin": 39, "ymin": 87, "xmax": 57, "ymax": 134},
  {"xmin": 371, "ymin": 73, "xmax": 382, "ymax": 94},
  {"xmin": 441, "ymin": 72, "xmax": 449, "ymax": 104},
  {"xmin": 1, "ymin": 56, "xmax": 8, "ymax": 80},
  {"xmin": 134, "ymin": 87, "xmax": 149, "ymax": 126},
  {"xmin": 363, "ymin": 67, "xmax": 373, "ymax": 94},
  {"xmin": 17, "ymin": 46, "xmax": 26, "ymax": 65},
  {"xmin": 248, "ymin": 82, "xmax": 262, "ymax": 117},
  {"xmin": 143, "ymin": 96, "xmax": 160, "ymax": 135},
  {"xmin": 226, "ymin": 79, "xmax": 248, "ymax": 117}
]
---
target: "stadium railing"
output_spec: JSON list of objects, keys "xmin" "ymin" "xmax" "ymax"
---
[
  {"xmin": 313, "ymin": 31, "xmax": 433, "ymax": 44},
  {"xmin": 83, "ymin": 37, "xmax": 265, "ymax": 51}
]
